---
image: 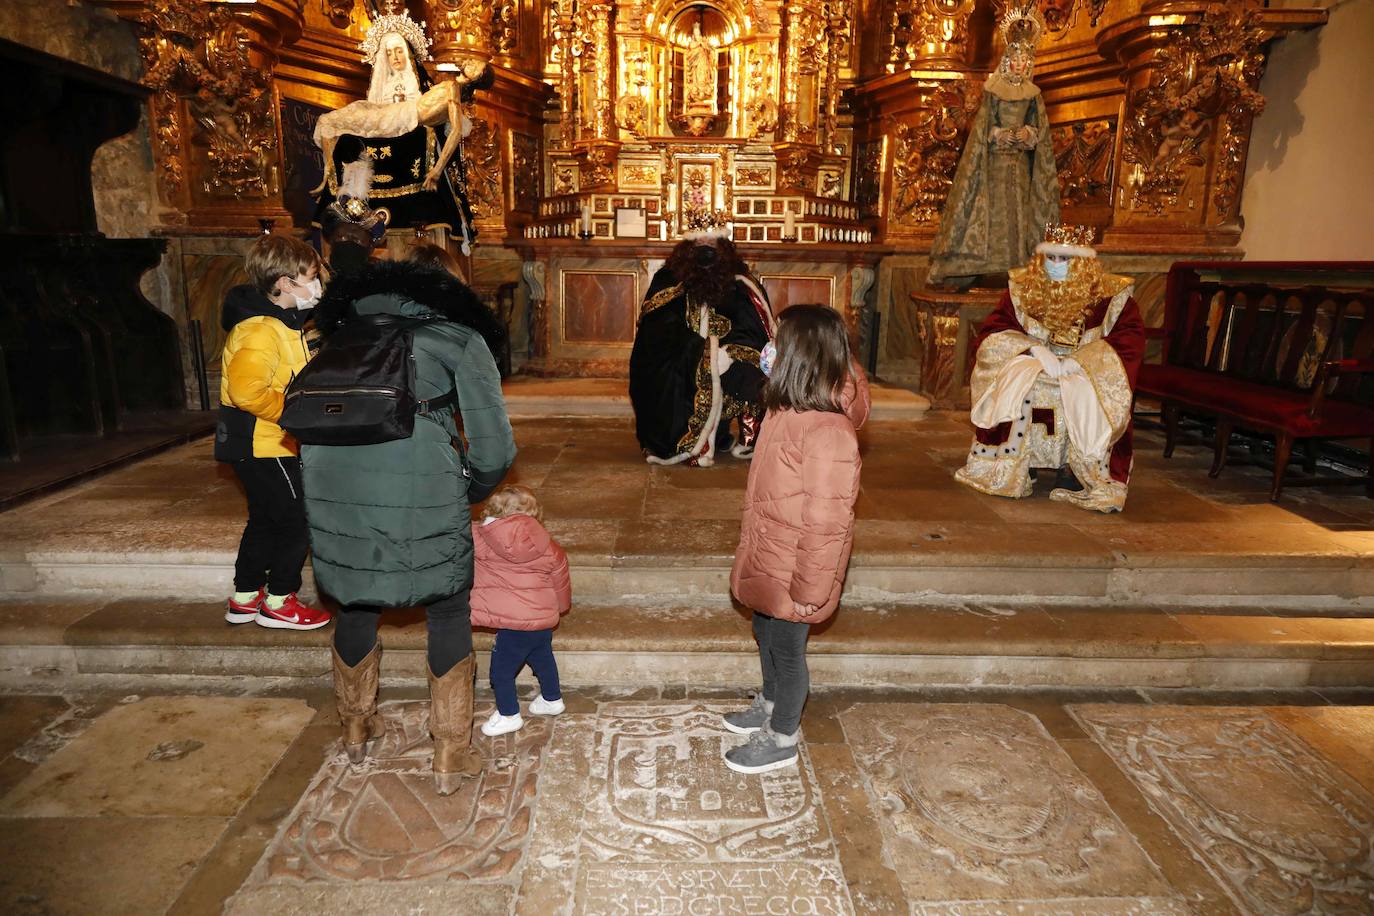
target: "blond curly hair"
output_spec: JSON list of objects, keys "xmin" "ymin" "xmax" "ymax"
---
[{"xmin": 481, "ymin": 485, "xmax": 543, "ymax": 523}]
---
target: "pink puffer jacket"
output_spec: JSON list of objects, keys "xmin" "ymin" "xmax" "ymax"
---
[
  {"xmin": 471, "ymin": 514, "xmax": 572, "ymax": 631},
  {"xmin": 730, "ymin": 367, "xmax": 869, "ymax": 624}
]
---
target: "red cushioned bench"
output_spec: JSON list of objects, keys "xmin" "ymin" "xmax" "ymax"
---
[{"xmin": 1137, "ymin": 261, "xmax": 1374, "ymax": 501}]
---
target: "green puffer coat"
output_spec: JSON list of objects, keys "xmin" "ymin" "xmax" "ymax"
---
[{"xmin": 301, "ymin": 261, "xmax": 515, "ymax": 607}]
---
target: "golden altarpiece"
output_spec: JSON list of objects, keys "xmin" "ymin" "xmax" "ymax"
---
[{"xmin": 92, "ymin": 0, "xmax": 1324, "ymax": 382}]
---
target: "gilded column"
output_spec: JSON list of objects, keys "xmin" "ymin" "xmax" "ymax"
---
[
  {"xmin": 429, "ymin": 0, "xmax": 494, "ymax": 70},
  {"xmin": 573, "ymin": 1, "xmax": 619, "ymax": 191}
]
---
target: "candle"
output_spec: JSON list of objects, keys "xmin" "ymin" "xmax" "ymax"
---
[
  {"xmin": 783, "ymin": 208, "xmax": 795, "ymax": 238},
  {"xmin": 581, "ymin": 202, "xmax": 592, "ymax": 235}
]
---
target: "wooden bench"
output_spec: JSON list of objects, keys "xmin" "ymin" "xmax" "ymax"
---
[{"xmin": 1137, "ymin": 261, "xmax": 1374, "ymax": 501}]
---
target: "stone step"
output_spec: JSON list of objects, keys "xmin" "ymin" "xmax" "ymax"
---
[
  {"xmin": 4, "ymin": 538, "xmax": 1372, "ymax": 608},
  {"xmin": 500, "ymin": 377, "xmax": 932, "ymax": 420},
  {"xmin": 4, "ymin": 599, "xmax": 1370, "ymax": 690}
]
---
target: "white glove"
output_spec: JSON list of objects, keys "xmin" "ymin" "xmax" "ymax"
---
[
  {"xmin": 715, "ymin": 347, "xmax": 734, "ymax": 373},
  {"xmin": 1030, "ymin": 345, "xmax": 1063, "ymax": 379},
  {"xmin": 1060, "ymin": 357, "xmax": 1085, "ymax": 377}
]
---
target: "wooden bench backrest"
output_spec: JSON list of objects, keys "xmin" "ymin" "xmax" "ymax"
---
[{"xmin": 1162, "ymin": 262, "xmax": 1374, "ymax": 401}]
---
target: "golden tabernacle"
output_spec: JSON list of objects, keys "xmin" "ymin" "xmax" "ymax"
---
[{"xmin": 46, "ymin": 0, "xmax": 1329, "ymax": 381}]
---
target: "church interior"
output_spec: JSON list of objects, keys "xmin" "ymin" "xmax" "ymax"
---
[{"xmin": 0, "ymin": 0, "xmax": 1372, "ymax": 912}]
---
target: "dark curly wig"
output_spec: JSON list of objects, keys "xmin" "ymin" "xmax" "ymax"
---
[{"xmin": 664, "ymin": 237, "xmax": 750, "ymax": 306}]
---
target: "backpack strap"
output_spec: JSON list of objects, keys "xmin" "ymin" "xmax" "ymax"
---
[{"xmin": 417, "ymin": 388, "xmax": 458, "ymax": 414}]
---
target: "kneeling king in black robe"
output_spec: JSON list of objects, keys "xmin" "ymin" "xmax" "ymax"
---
[{"xmin": 629, "ymin": 236, "xmax": 775, "ymax": 466}]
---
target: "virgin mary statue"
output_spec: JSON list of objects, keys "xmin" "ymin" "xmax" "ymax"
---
[
  {"xmin": 311, "ymin": 7, "xmax": 482, "ymax": 249},
  {"xmin": 927, "ymin": 6, "xmax": 1060, "ymax": 288}
]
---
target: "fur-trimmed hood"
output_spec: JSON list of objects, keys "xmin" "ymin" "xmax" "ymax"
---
[{"xmin": 315, "ymin": 259, "xmax": 506, "ymax": 356}]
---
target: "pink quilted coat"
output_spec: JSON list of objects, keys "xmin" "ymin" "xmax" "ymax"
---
[
  {"xmin": 471, "ymin": 514, "xmax": 572, "ymax": 630},
  {"xmin": 730, "ymin": 367, "xmax": 870, "ymax": 624}
]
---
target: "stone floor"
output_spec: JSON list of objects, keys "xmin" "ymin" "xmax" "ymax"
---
[
  {"xmin": 1, "ymin": 406, "xmax": 1373, "ymax": 910},
  {"xmin": 0, "ymin": 682, "xmax": 1370, "ymax": 915},
  {"xmin": 4, "ymin": 412, "xmax": 1374, "ymax": 604}
]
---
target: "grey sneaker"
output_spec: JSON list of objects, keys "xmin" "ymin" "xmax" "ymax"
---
[
  {"xmin": 722, "ymin": 694, "xmax": 774, "ymax": 735},
  {"xmin": 723, "ymin": 725, "xmax": 799, "ymax": 774}
]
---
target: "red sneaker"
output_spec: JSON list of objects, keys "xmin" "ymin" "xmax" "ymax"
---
[
  {"xmin": 225, "ymin": 589, "xmax": 265, "ymax": 624},
  {"xmin": 255, "ymin": 593, "xmax": 332, "ymax": 631}
]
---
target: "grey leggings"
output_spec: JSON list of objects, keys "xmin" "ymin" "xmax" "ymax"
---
[{"xmin": 753, "ymin": 611, "xmax": 810, "ymax": 736}]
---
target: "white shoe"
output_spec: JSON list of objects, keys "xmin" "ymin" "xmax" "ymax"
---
[
  {"xmin": 529, "ymin": 695, "xmax": 565, "ymax": 716},
  {"xmin": 481, "ymin": 710, "xmax": 523, "ymax": 737}
]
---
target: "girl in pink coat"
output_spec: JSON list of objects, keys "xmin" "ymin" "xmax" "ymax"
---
[
  {"xmin": 470, "ymin": 486, "xmax": 572, "ymax": 736},
  {"xmin": 724, "ymin": 304, "xmax": 870, "ymax": 774}
]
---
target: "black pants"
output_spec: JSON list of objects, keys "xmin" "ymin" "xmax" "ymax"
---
[
  {"xmin": 753, "ymin": 611, "xmax": 810, "ymax": 736},
  {"xmin": 490, "ymin": 628, "xmax": 561, "ymax": 715},
  {"xmin": 334, "ymin": 590, "xmax": 473, "ymax": 678},
  {"xmin": 231, "ymin": 457, "xmax": 308, "ymax": 596}
]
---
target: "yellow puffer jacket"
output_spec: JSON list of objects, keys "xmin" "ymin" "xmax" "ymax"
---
[{"xmin": 215, "ymin": 285, "xmax": 312, "ymax": 461}]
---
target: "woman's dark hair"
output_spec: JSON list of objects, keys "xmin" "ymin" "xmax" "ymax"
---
[
  {"xmin": 406, "ymin": 242, "xmax": 465, "ymax": 280},
  {"xmin": 664, "ymin": 237, "xmax": 749, "ymax": 306},
  {"xmin": 762, "ymin": 304, "xmax": 852, "ymax": 414}
]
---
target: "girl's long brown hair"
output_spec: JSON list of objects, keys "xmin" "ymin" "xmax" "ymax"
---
[{"xmin": 762, "ymin": 304, "xmax": 851, "ymax": 414}]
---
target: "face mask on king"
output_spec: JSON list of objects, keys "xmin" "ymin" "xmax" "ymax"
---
[{"xmin": 1045, "ymin": 258, "xmax": 1070, "ymax": 282}]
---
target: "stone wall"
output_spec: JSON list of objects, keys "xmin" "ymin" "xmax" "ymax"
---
[
  {"xmin": 1241, "ymin": 0, "xmax": 1374, "ymax": 260},
  {"xmin": 0, "ymin": 0, "xmax": 162, "ymax": 240}
]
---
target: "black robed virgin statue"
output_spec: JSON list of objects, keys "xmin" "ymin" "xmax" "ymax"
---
[
  {"xmin": 310, "ymin": 1, "xmax": 487, "ymax": 251},
  {"xmin": 630, "ymin": 221, "xmax": 775, "ymax": 467}
]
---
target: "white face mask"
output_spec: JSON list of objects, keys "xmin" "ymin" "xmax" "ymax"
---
[
  {"xmin": 1045, "ymin": 258, "xmax": 1070, "ymax": 282},
  {"xmin": 289, "ymin": 277, "xmax": 322, "ymax": 309}
]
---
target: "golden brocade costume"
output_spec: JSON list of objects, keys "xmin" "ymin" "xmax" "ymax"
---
[{"xmin": 954, "ymin": 236, "xmax": 1145, "ymax": 513}]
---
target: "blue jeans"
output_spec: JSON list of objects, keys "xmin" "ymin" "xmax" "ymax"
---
[{"xmin": 490, "ymin": 628, "xmax": 560, "ymax": 715}]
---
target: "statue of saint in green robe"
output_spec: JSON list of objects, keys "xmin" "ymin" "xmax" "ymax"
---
[{"xmin": 928, "ymin": 40, "xmax": 1061, "ymax": 288}]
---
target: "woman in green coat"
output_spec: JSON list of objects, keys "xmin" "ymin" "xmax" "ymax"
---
[{"xmin": 302, "ymin": 254, "xmax": 515, "ymax": 795}]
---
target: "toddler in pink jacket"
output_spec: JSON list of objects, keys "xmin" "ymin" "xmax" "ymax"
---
[{"xmin": 471, "ymin": 485, "xmax": 572, "ymax": 736}]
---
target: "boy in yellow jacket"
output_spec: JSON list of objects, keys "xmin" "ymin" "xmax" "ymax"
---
[{"xmin": 216, "ymin": 234, "xmax": 332, "ymax": 631}]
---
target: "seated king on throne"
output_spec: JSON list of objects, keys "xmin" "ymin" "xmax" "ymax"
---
[{"xmin": 954, "ymin": 224, "xmax": 1145, "ymax": 512}]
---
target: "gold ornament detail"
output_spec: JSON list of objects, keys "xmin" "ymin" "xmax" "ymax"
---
[
  {"xmin": 1121, "ymin": 1, "xmax": 1269, "ymax": 216},
  {"xmin": 891, "ymin": 81, "xmax": 980, "ymax": 225},
  {"xmin": 622, "ymin": 165, "xmax": 659, "ymax": 185},
  {"xmin": 1053, "ymin": 119, "xmax": 1116, "ymax": 207},
  {"xmin": 736, "ymin": 168, "xmax": 773, "ymax": 187},
  {"xmin": 455, "ymin": 118, "xmax": 502, "ymax": 219},
  {"xmin": 492, "ymin": 1, "xmax": 518, "ymax": 54},
  {"xmin": 131, "ymin": 0, "xmax": 280, "ymax": 202},
  {"xmin": 511, "ymin": 132, "xmax": 540, "ymax": 214},
  {"xmin": 888, "ymin": 0, "xmax": 978, "ymax": 70}
]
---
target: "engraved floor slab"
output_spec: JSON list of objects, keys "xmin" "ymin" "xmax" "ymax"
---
[
  {"xmin": 577, "ymin": 702, "xmax": 854, "ymax": 915},
  {"xmin": 1070, "ymin": 705, "xmax": 1374, "ymax": 915},
  {"xmin": 840, "ymin": 703, "xmax": 1186, "ymax": 915},
  {"xmin": 0, "ymin": 696, "xmax": 313, "ymax": 818},
  {"xmin": 227, "ymin": 700, "xmax": 551, "ymax": 915}
]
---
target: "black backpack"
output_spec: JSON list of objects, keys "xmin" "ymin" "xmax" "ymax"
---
[{"xmin": 281, "ymin": 314, "xmax": 457, "ymax": 446}]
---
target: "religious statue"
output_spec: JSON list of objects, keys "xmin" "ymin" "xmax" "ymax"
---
[
  {"xmin": 629, "ymin": 219, "xmax": 775, "ymax": 467},
  {"xmin": 309, "ymin": 6, "xmax": 486, "ymax": 251},
  {"xmin": 683, "ymin": 22, "xmax": 718, "ymax": 117},
  {"xmin": 927, "ymin": 6, "xmax": 1059, "ymax": 287},
  {"xmin": 954, "ymin": 225, "xmax": 1144, "ymax": 513}
]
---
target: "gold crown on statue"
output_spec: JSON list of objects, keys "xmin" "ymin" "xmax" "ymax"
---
[
  {"xmin": 998, "ymin": 3, "xmax": 1045, "ymax": 48},
  {"xmin": 359, "ymin": 3, "xmax": 432, "ymax": 63},
  {"xmin": 681, "ymin": 208, "xmax": 732, "ymax": 240},
  {"xmin": 1044, "ymin": 223, "xmax": 1096, "ymax": 247},
  {"xmin": 1036, "ymin": 222, "xmax": 1098, "ymax": 258}
]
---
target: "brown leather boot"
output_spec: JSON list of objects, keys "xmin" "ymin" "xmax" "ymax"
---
[
  {"xmin": 332, "ymin": 642, "xmax": 385, "ymax": 764},
  {"xmin": 427, "ymin": 653, "xmax": 483, "ymax": 795}
]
